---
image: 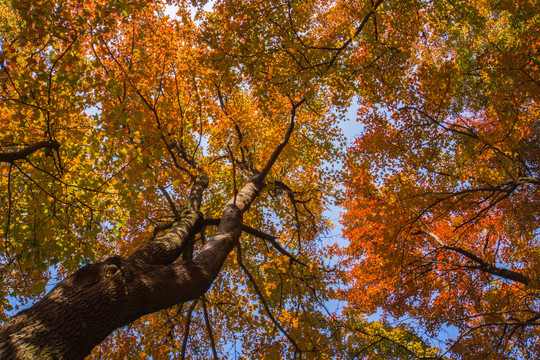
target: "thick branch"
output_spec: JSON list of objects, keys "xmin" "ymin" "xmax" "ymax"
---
[
  {"xmin": 129, "ymin": 175, "xmax": 209, "ymax": 265},
  {"xmin": 418, "ymin": 230, "xmax": 531, "ymax": 286},
  {"xmin": 0, "ymin": 140, "xmax": 59, "ymax": 163}
]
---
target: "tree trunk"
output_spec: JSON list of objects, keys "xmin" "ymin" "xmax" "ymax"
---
[
  {"xmin": 0, "ymin": 174, "xmax": 261, "ymax": 359},
  {"xmin": 0, "ymin": 99, "xmax": 303, "ymax": 359}
]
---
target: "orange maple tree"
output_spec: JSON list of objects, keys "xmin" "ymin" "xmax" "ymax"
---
[
  {"xmin": 1, "ymin": 0, "xmax": 427, "ymax": 358},
  {"xmin": 3, "ymin": 0, "xmax": 537, "ymax": 358},
  {"xmin": 341, "ymin": 0, "xmax": 540, "ymax": 358}
]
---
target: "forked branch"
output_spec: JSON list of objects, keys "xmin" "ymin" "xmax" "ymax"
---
[
  {"xmin": 202, "ymin": 218, "xmax": 306, "ymax": 266},
  {"xmin": 130, "ymin": 175, "xmax": 209, "ymax": 265},
  {"xmin": 252, "ymin": 99, "xmax": 305, "ymax": 186},
  {"xmin": 180, "ymin": 300, "xmax": 198, "ymax": 360}
]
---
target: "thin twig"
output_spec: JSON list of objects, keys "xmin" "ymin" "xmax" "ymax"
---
[
  {"xmin": 180, "ymin": 300, "xmax": 198, "ymax": 360},
  {"xmin": 236, "ymin": 244, "xmax": 302, "ymax": 354}
]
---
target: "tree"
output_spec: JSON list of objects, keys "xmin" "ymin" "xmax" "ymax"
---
[
  {"xmin": 6, "ymin": 0, "xmax": 535, "ymax": 358},
  {"xmin": 0, "ymin": 0, "xmax": 397, "ymax": 358},
  {"xmin": 341, "ymin": 0, "xmax": 540, "ymax": 358}
]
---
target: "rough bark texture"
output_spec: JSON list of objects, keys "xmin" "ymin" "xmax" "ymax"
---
[
  {"xmin": 0, "ymin": 102, "xmax": 302, "ymax": 359},
  {"xmin": 0, "ymin": 173, "xmax": 261, "ymax": 359}
]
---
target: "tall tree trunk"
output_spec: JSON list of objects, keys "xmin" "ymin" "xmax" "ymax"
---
[
  {"xmin": 0, "ymin": 98, "xmax": 303, "ymax": 360},
  {"xmin": 0, "ymin": 172, "xmax": 261, "ymax": 359},
  {"xmin": 0, "ymin": 100, "xmax": 304, "ymax": 360},
  {"xmin": 0, "ymin": 158, "xmax": 270, "ymax": 360}
]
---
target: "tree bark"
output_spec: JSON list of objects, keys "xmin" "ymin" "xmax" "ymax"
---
[
  {"xmin": 0, "ymin": 173, "xmax": 262, "ymax": 359},
  {"xmin": 0, "ymin": 99, "xmax": 303, "ymax": 359}
]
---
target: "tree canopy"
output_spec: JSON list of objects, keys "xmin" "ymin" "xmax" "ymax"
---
[
  {"xmin": 0, "ymin": 0, "xmax": 538, "ymax": 359},
  {"xmin": 341, "ymin": 0, "xmax": 540, "ymax": 358}
]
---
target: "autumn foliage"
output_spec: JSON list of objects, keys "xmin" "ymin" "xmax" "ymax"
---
[
  {"xmin": 1, "ymin": 0, "xmax": 539, "ymax": 358},
  {"xmin": 0, "ymin": 0, "xmax": 366, "ymax": 358},
  {"xmin": 341, "ymin": 0, "xmax": 540, "ymax": 358}
]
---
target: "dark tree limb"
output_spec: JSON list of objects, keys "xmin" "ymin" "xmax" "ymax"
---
[
  {"xmin": 202, "ymin": 296, "xmax": 219, "ymax": 360},
  {"xmin": 180, "ymin": 300, "xmax": 198, "ymax": 360},
  {"xmin": 158, "ymin": 185, "xmax": 182, "ymax": 220},
  {"xmin": 416, "ymin": 229, "xmax": 531, "ymax": 286},
  {"xmin": 236, "ymin": 244, "xmax": 302, "ymax": 354},
  {"xmin": 325, "ymin": 0, "xmax": 385, "ymax": 69},
  {"xmin": 0, "ymin": 140, "xmax": 60, "ymax": 163},
  {"xmin": 0, "ymin": 101, "xmax": 305, "ymax": 360}
]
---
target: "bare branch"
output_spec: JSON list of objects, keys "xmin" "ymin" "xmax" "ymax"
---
[
  {"xmin": 202, "ymin": 296, "xmax": 219, "ymax": 360},
  {"xmin": 236, "ymin": 244, "xmax": 302, "ymax": 354},
  {"xmin": 180, "ymin": 300, "xmax": 198, "ymax": 360},
  {"xmin": 416, "ymin": 230, "xmax": 531, "ymax": 286}
]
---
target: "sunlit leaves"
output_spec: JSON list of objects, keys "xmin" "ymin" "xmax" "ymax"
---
[
  {"xmin": 0, "ymin": 0, "xmax": 352, "ymax": 357},
  {"xmin": 341, "ymin": 0, "xmax": 540, "ymax": 358}
]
